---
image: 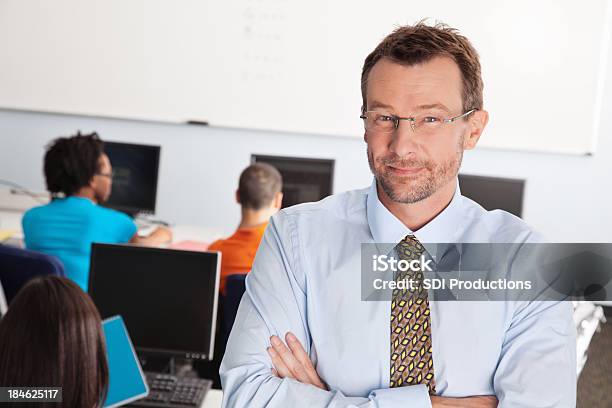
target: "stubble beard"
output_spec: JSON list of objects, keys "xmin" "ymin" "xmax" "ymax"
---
[{"xmin": 367, "ymin": 140, "xmax": 464, "ymax": 204}]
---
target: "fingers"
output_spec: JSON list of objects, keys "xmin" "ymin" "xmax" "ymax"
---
[
  {"xmin": 268, "ymin": 335, "xmax": 311, "ymax": 384},
  {"xmin": 285, "ymin": 332, "xmax": 326, "ymax": 389},
  {"xmin": 464, "ymin": 396, "xmax": 498, "ymax": 408},
  {"xmin": 431, "ymin": 395, "xmax": 498, "ymax": 408},
  {"xmin": 266, "ymin": 333, "xmax": 327, "ymax": 390},
  {"xmin": 267, "ymin": 343, "xmax": 292, "ymax": 379},
  {"xmin": 478, "ymin": 396, "xmax": 498, "ymax": 408}
]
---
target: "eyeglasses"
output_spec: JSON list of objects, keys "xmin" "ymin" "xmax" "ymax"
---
[
  {"xmin": 95, "ymin": 171, "xmax": 114, "ymax": 179},
  {"xmin": 360, "ymin": 109, "xmax": 476, "ymax": 135}
]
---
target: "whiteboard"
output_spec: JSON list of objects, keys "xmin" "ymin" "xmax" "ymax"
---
[{"xmin": 0, "ymin": 0, "xmax": 610, "ymax": 154}]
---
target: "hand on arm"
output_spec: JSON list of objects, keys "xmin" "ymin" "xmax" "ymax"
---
[
  {"xmin": 267, "ymin": 332, "xmax": 327, "ymax": 390},
  {"xmin": 268, "ymin": 332, "xmax": 498, "ymax": 408}
]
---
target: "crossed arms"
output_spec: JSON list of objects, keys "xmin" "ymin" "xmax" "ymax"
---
[{"xmin": 220, "ymin": 216, "xmax": 577, "ymax": 408}]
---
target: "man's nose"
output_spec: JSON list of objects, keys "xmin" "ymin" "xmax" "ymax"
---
[{"xmin": 388, "ymin": 121, "xmax": 419, "ymax": 157}]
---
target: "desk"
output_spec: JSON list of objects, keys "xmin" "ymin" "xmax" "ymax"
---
[
  {"xmin": 0, "ymin": 190, "xmax": 46, "ymax": 241},
  {"xmin": 0, "ymin": 208, "xmax": 225, "ymax": 248},
  {"xmin": 126, "ymin": 388, "xmax": 222, "ymax": 408},
  {"xmin": 1, "ymin": 189, "xmax": 226, "ymax": 246},
  {"xmin": 167, "ymin": 225, "xmax": 224, "ymax": 247},
  {"xmin": 0, "ymin": 209, "xmax": 23, "ymax": 237},
  {"xmin": 0, "ymin": 209, "xmax": 25, "ymax": 247}
]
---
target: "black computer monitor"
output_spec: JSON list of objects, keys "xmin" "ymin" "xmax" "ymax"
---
[
  {"xmin": 458, "ymin": 174, "xmax": 525, "ymax": 218},
  {"xmin": 88, "ymin": 243, "xmax": 220, "ymax": 361},
  {"xmin": 103, "ymin": 141, "xmax": 160, "ymax": 216},
  {"xmin": 251, "ymin": 154, "xmax": 334, "ymax": 208}
]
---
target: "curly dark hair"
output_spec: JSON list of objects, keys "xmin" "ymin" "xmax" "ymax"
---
[{"xmin": 43, "ymin": 132, "xmax": 105, "ymax": 197}]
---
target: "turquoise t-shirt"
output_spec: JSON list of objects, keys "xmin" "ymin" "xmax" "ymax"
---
[{"xmin": 22, "ymin": 196, "xmax": 137, "ymax": 291}]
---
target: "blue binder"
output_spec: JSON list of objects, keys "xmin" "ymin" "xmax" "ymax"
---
[{"xmin": 102, "ymin": 315, "xmax": 149, "ymax": 407}]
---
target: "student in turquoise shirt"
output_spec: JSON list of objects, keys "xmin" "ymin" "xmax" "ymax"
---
[{"xmin": 22, "ymin": 132, "xmax": 172, "ymax": 291}]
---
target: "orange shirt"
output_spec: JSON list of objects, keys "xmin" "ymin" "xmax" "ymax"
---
[{"xmin": 208, "ymin": 222, "xmax": 268, "ymax": 295}]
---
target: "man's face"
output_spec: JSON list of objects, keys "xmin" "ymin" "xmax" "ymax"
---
[
  {"xmin": 92, "ymin": 153, "xmax": 113, "ymax": 203},
  {"xmin": 364, "ymin": 56, "xmax": 476, "ymax": 204}
]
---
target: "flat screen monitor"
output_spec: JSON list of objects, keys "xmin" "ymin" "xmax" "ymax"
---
[
  {"xmin": 103, "ymin": 141, "xmax": 160, "ymax": 216},
  {"xmin": 89, "ymin": 243, "xmax": 220, "ymax": 360},
  {"xmin": 458, "ymin": 174, "xmax": 525, "ymax": 218},
  {"xmin": 251, "ymin": 154, "xmax": 334, "ymax": 208}
]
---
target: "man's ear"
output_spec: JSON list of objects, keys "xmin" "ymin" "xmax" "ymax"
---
[
  {"xmin": 235, "ymin": 190, "xmax": 241, "ymax": 204},
  {"xmin": 361, "ymin": 106, "xmax": 368, "ymax": 143},
  {"xmin": 274, "ymin": 192, "xmax": 283, "ymax": 209},
  {"xmin": 88, "ymin": 175, "xmax": 97, "ymax": 189},
  {"xmin": 463, "ymin": 110, "xmax": 489, "ymax": 151}
]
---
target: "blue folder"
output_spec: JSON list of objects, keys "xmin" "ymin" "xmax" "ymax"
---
[{"xmin": 102, "ymin": 315, "xmax": 149, "ymax": 407}]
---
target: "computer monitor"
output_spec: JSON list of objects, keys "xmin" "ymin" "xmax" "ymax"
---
[
  {"xmin": 251, "ymin": 154, "xmax": 334, "ymax": 208},
  {"xmin": 88, "ymin": 243, "xmax": 220, "ymax": 361},
  {"xmin": 458, "ymin": 174, "xmax": 525, "ymax": 218},
  {"xmin": 103, "ymin": 141, "xmax": 160, "ymax": 216}
]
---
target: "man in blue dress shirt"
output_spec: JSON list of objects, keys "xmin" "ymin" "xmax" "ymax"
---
[
  {"xmin": 22, "ymin": 132, "xmax": 172, "ymax": 291},
  {"xmin": 220, "ymin": 22, "xmax": 576, "ymax": 407}
]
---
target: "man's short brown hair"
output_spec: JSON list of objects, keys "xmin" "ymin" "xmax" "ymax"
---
[
  {"xmin": 238, "ymin": 163, "xmax": 283, "ymax": 210},
  {"xmin": 361, "ymin": 20, "xmax": 483, "ymax": 113}
]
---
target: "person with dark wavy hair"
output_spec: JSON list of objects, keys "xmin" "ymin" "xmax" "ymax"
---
[
  {"xmin": 0, "ymin": 275, "xmax": 109, "ymax": 407},
  {"xmin": 22, "ymin": 132, "xmax": 172, "ymax": 291},
  {"xmin": 43, "ymin": 131, "xmax": 109, "ymax": 200}
]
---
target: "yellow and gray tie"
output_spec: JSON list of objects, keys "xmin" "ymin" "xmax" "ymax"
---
[{"xmin": 390, "ymin": 234, "xmax": 435, "ymax": 393}]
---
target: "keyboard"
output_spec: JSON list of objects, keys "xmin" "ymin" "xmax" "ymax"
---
[{"xmin": 132, "ymin": 372, "xmax": 212, "ymax": 407}]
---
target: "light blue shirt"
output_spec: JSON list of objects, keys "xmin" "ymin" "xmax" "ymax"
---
[
  {"xmin": 220, "ymin": 180, "xmax": 577, "ymax": 407},
  {"xmin": 22, "ymin": 196, "xmax": 137, "ymax": 291}
]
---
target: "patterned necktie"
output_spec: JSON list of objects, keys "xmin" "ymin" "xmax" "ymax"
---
[{"xmin": 390, "ymin": 234, "xmax": 436, "ymax": 393}]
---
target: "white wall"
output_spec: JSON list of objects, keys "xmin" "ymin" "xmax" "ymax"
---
[
  {"xmin": 1, "ymin": 0, "xmax": 609, "ymax": 155},
  {"xmin": 1, "ymin": 98, "xmax": 611, "ymax": 242}
]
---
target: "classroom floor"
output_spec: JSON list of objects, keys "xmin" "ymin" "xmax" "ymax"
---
[{"xmin": 577, "ymin": 307, "xmax": 612, "ymax": 408}]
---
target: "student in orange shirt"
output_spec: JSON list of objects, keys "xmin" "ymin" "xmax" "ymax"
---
[{"xmin": 210, "ymin": 163, "xmax": 283, "ymax": 295}]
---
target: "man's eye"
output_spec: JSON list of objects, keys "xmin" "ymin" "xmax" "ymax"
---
[
  {"xmin": 423, "ymin": 116, "xmax": 440, "ymax": 124},
  {"xmin": 377, "ymin": 115, "xmax": 394, "ymax": 122}
]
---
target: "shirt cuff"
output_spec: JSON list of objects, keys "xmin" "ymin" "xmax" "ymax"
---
[{"xmin": 368, "ymin": 384, "xmax": 432, "ymax": 408}]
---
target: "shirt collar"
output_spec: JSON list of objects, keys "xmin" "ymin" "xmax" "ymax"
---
[
  {"xmin": 66, "ymin": 195, "xmax": 96, "ymax": 205},
  {"xmin": 366, "ymin": 177, "xmax": 464, "ymax": 245}
]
